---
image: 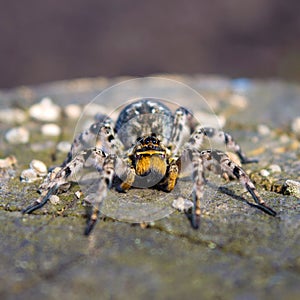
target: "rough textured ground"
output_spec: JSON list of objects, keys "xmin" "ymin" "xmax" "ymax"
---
[{"xmin": 0, "ymin": 75, "xmax": 299, "ymax": 300}]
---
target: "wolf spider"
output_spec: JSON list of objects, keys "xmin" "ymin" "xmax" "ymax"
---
[{"xmin": 23, "ymin": 99, "xmax": 276, "ymax": 235}]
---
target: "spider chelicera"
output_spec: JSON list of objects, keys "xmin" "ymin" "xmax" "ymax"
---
[{"xmin": 23, "ymin": 99, "xmax": 276, "ymax": 235}]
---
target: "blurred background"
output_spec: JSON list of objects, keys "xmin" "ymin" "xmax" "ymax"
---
[{"xmin": 1, "ymin": 0, "xmax": 300, "ymax": 88}]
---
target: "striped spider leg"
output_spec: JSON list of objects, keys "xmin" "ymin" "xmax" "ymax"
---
[
  {"xmin": 22, "ymin": 116, "xmax": 127, "ymax": 235},
  {"xmin": 183, "ymin": 127, "xmax": 276, "ymax": 229}
]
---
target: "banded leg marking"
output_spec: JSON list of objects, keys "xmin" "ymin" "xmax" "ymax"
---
[
  {"xmin": 85, "ymin": 154, "xmax": 116, "ymax": 235},
  {"xmin": 188, "ymin": 127, "xmax": 258, "ymax": 164},
  {"xmin": 23, "ymin": 148, "xmax": 107, "ymax": 215}
]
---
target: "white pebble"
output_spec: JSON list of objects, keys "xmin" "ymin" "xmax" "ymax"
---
[
  {"xmin": 285, "ymin": 180, "xmax": 300, "ymax": 198},
  {"xmin": 0, "ymin": 156, "xmax": 17, "ymax": 168},
  {"xmin": 41, "ymin": 123, "xmax": 61, "ymax": 136},
  {"xmin": 49, "ymin": 195, "xmax": 60, "ymax": 205},
  {"xmin": 260, "ymin": 169, "xmax": 270, "ymax": 177},
  {"xmin": 228, "ymin": 94, "xmax": 249, "ymax": 109},
  {"xmin": 291, "ymin": 117, "xmax": 300, "ymax": 135},
  {"xmin": 257, "ymin": 124, "xmax": 271, "ymax": 136},
  {"xmin": 56, "ymin": 141, "xmax": 71, "ymax": 153},
  {"xmin": 29, "ymin": 160, "xmax": 48, "ymax": 176},
  {"xmin": 279, "ymin": 134, "xmax": 290, "ymax": 144},
  {"xmin": 75, "ymin": 191, "xmax": 83, "ymax": 199},
  {"xmin": 29, "ymin": 97, "xmax": 61, "ymax": 122},
  {"xmin": 64, "ymin": 104, "xmax": 82, "ymax": 119},
  {"xmin": 5, "ymin": 127, "xmax": 30, "ymax": 144},
  {"xmin": 0, "ymin": 108, "xmax": 27, "ymax": 124},
  {"xmin": 268, "ymin": 164, "xmax": 282, "ymax": 173},
  {"xmin": 20, "ymin": 169, "xmax": 38, "ymax": 183},
  {"xmin": 172, "ymin": 197, "xmax": 193, "ymax": 212}
]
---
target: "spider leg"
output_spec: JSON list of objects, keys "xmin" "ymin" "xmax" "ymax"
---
[
  {"xmin": 200, "ymin": 150, "xmax": 276, "ymax": 215},
  {"xmin": 170, "ymin": 107, "xmax": 195, "ymax": 156},
  {"xmin": 189, "ymin": 127, "xmax": 258, "ymax": 164},
  {"xmin": 62, "ymin": 116, "xmax": 123, "ymax": 166},
  {"xmin": 84, "ymin": 154, "xmax": 116, "ymax": 235},
  {"xmin": 158, "ymin": 158, "xmax": 179, "ymax": 192},
  {"xmin": 189, "ymin": 149, "xmax": 206, "ymax": 229},
  {"xmin": 117, "ymin": 164, "xmax": 136, "ymax": 192},
  {"xmin": 22, "ymin": 148, "xmax": 107, "ymax": 214}
]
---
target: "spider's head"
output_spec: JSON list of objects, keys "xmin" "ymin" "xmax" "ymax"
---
[{"xmin": 131, "ymin": 134, "xmax": 168, "ymax": 184}]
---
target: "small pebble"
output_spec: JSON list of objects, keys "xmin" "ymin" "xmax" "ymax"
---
[
  {"xmin": 291, "ymin": 117, "xmax": 300, "ymax": 136},
  {"xmin": 268, "ymin": 164, "xmax": 282, "ymax": 173},
  {"xmin": 5, "ymin": 127, "xmax": 30, "ymax": 144},
  {"xmin": 260, "ymin": 169, "xmax": 270, "ymax": 177},
  {"xmin": 0, "ymin": 108, "xmax": 27, "ymax": 124},
  {"xmin": 29, "ymin": 160, "xmax": 48, "ymax": 176},
  {"xmin": 228, "ymin": 94, "xmax": 248, "ymax": 109},
  {"xmin": 75, "ymin": 191, "xmax": 83, "ymax": 199},
  {"xmin": 284, "ymin": 180, "xmax": 300, "ymax": 198},
  {"xmin": 279, "ymin": 134, "xmax": 290, "ymax": 144},
  {"xmin": 0, "ymin": 155, "xmax": 17, "ymax": 168},
  {"xmin": 20, "ymin": 169, "xmax": 38, "ymax": 183},
  {"xmin": 41, "ymin": 123, "xmax": 61, "ymax": 136},
  {"xmin": 49, "ymin": 195, "xmax": 60, "ymax": 205},
  {"xmin": 29, "ymin": 97, "xmax": 61, "ymax": 122},
  {"xmin": 257, "ymin": 124, "xmax": 271, "ymax": 136},
  {"xmin": 56, "ymin": 141, "xmax": 71, "ymax": 153},
  {"xmin": 64, "ymin": 104, "xmax": 82, "ymax": 119},
  {"xmin": 172, "ymin": 197, "xmax": 193, "ymax": 212}
]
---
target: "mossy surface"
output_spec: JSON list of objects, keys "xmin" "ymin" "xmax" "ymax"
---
[{"xmin": 0, "ymin": 76, "xmax": 299, "ymax": 300}]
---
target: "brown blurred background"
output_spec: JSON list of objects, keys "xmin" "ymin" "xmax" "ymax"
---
[{"xmin": 1, "ymin": 0, "xmax": 300, "ymax": 88}]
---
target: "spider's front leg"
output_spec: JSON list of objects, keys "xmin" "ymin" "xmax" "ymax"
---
[
  {"xmin": 84, "ymin": 154, "xmax": 116, "ymax": 235},
  {"xmin": 22, "ymin": 148, "xmax": 107, "ymax": 214},
  {"xmin": 189, "ymin": 149, "xmax": 206, "ymax": 229},
  {"xmin": 157, "ymin": 158, "xmax": 179, "ymax": 192},
  {"xmin": 190, "ymin": 127, "xmax": 258, "ymax": 164},
  {"xmin": 188, "ymin": 149, "xmax": 276, "ymax": 229},
  {"xmin": 62, "ymin": 116, "xmax": 122, "ymax": 166},
  {"xmin": 170, "ymin": 106, "xmax": 195, "ymax": 156},
  {"xmin": 200, "ymin": 150, "xmax": 277, "ymax": 214}
]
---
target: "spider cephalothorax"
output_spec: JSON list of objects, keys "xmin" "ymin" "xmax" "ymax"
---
[{"xmin": 23, "ymin": 98, "xmax": 276, "ymax": 235}]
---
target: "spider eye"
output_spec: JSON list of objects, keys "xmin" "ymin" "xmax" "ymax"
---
[{"xmin": 151, "ymin": 137, "xmax": 157, "ymax": 144}]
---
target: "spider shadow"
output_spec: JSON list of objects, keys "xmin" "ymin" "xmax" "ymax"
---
[{"xmin": 185, "ymin": 181, "xmax": 277, "ymax": 229}]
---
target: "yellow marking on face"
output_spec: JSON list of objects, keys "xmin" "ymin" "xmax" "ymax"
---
[
  {"xmin": 136, "ymin": 155, "xmax": 167, "ymax": 176},
  {"xmin": 136, "ymin": 150, "xmax": 165, "ymax": 156}
]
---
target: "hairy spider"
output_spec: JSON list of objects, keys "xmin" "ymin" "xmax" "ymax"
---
[{"xmin": 23, "ymin": 99, "xmax": 276, "ymax": 235}]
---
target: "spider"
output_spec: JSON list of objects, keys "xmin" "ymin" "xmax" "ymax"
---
[{"xmin": 22, "ymin": 99, "xmax": 276, "ymax": 235}]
